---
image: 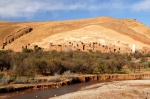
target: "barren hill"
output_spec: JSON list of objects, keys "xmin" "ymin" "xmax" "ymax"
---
[{"xmin": 0, "ymin": 16, "xmax": 150, "ymax": 52}]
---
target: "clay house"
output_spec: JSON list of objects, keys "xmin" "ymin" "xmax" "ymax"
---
[
  {"xmin": 22, "ymin": 43, "xmax": 31, "ymax": 49},
  {"xmin": 47, "ymin": 40, "xmax": 150, "ymax": 54},
  {"xmin": 49, "ymin": 43, "xmax": 64, "ymax": 51}
]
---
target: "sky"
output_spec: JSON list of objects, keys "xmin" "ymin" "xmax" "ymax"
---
[{"xmin": 0, "ymin": 0, "xmax": 150, "ymax": 27}]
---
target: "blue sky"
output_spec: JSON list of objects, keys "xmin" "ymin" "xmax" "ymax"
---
[{"xmin": 0, "ymin": 0, "xmax": 150, "ymax": 27}]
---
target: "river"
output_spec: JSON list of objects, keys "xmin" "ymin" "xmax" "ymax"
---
[{"xmin": 1, "ymin": 81, "xmax": 100, "ymax": 99}]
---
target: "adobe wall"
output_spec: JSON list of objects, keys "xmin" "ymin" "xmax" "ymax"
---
[
  {"xmin": 48, "ymin": 40, "xmax": 136, "ymax": 54},
  {"xmin": 19, "ymin": 39, "xmax": 149, "ymax": 55}
]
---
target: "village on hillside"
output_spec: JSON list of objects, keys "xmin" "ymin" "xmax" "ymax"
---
[{"xmin": 24, "ymin": 40, "xmax": 150, "ymax": 54}]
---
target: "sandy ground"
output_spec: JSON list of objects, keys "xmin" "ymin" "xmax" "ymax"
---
[{"xmin": 50, "ymin": 80, "xmax": 150, "ymax": 99}]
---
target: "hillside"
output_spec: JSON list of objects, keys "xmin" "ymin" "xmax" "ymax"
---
[{"xmin": 0, "ymin": 16, "xmax": 150, "ymax": 52}]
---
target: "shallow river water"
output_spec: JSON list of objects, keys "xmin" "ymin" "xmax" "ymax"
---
[{"xmin": 1, "ymin": 81, "xmax": 100, "ymax": 99}]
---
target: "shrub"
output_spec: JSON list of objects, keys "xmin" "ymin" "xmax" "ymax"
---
[
  {"xmin": 0, "ymin": 75, "xmax": 10, "ymax": 85},
  {"xmin": 126, "ymin": 55, "xmax": 131, "ymax": 61},
  {"xmin": 49, "ymin": 59, "xmax": 67, "ymax": 75},
  {"xmin": 36, "ymin": 60, "xmax": 47, "ymax": 74},
  {"xmin": 134, "ymin": 52, "xmax": 143, "ymax": 59},
  {"xmin": 14, "ymin": 77, "xmax": 28, "ymax": 84},
  {"xmin": 22, "ymin": 48, "xmax": 33, "ymax": 53},
  {"xmin": 47, "ymin": 73, "xmax": 61, "ymax": 82},
  {"xmin": 0, "ymin": 72, "xmax": 3, "ymax": 79},
  {"xmin": 148, "ymin": 62, "xmax": 150, "ymax": 68},
  {"xmin": 53, "ymin": 73, "xmax": 61, "ymax": 82},
  {"xmin": 63, "ymin": 70, "xmax": 77, "ymax": 79},
  {"xmin": 145, "ymin": 52, "xmax": 150, "ymax": 57},
  {"xmin": 0, "ymin": 50, "xmax": 146, "ymax": 77},
  {"xmin": 0, "ymin": 51, "xmax": 11, "ymax": 71},
  {"xmin": 140, "ymin": 57, "xmax": 148, "ymax": 63},
  {"xmin": 13, "ymin": 57, "xmax": 36, "ymax": 78}
]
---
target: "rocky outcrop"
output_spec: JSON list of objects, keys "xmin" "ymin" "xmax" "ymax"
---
[
  {"xmin": 0, "ymin": 73, "xmax": 150, "ymax": 94},
  {"xmin": 2, "ymin": 27, "xmax": 33, "ymax": 49}
]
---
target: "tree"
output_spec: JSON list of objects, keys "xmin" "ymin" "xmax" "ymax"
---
[
  {"xmin": 126, "ymin": 55, "xmax": 131, "ymax": 61},
  {"xmin": 140, "ymin": 57, "xmax": 148, "ymax": 63},
  {"xmin": 0, "ymin": 51, "xmax": 11, "ymax": 71},
  {"xmin": 22, "ymin": 48, "xmax": 33, "ymax": 53},
  {"xmin": 148, "ymin": 62, "xmax": 150, "ymax": 68},
  {"xmin": 36, "ymin": 60, "xmax": 47, "ymax": 75}
]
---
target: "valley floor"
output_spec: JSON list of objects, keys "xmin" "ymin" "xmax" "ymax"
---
[{"xmin": 51, "ymin": 79, "xmax": 150, "ymax": 99}]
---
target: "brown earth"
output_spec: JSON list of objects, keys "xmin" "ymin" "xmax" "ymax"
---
[
  {"xmin": 0, "ymin": 17, "xmax": 150, "ymax": 51},
  {"xmin": 0, "ymin": 73, "xmax": 150, "ymax": 94},
  {"xmin": 51, "ymin": 80, "xmax": 150, "ymax": 99}
]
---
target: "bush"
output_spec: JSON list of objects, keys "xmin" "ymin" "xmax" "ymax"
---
[
  {"xmin": 126, "ymin": 55, "xmax": 131, "ymax": 61},
  {"xmin": 0, "ymin": 51, "xmax": 11, "ymax": 71},
  {"xmin": 48, "ymin": 59, "xmax": 67, "ymax": 75},
  {"xmin": 0, "ymin": 72, "xmax": 3, "ymax": 79},
  {"xmin": 53, "ymin": 73, "xmax": 61, "ymax": 82},
  {"xmin": 63, "ymin": 70, "xmax": 77, "ymax": 79},
  {"xmin": 14, "ymin": 77, "xmax": 28, "ymax": 84},
  {"xmin": 0, "ymin": 75, "xmax": 10, "ymax": 85},
  {"xmin": 36, "ymin": 60, "xmax": 47, "ymax": 74},
  {"xmin": 47, "ymin": 73, "xmax": 61, "ymax": 82},
  {"xmin": 140, "ymin": 57, "xmax": 148, "ymax": 63},
  {"xmin": 0, "ymin": 50, "xmax": 145, "ymax": 77},
  {"xmin": 148, "ymin": 62, "xmax": 150, "ymax": 68},
  {"xmin": 22, "ymin": 48, "xmax": 33, "ymax": 53},
  {"xmin": 134, "ymin": 52, "xmax": 143, "ymax": 59},
  {"xmin": 145, "ymin": 52, "xmax": 150, "ymax": 57}
]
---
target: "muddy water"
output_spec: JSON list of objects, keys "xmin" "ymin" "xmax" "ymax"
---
[{"xmin": 1, "ymin": 81, "xmax": 100, "ymax": 99}]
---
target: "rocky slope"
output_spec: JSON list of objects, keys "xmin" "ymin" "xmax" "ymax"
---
[{"xmin": 0, "ymin": 16, "xmax": 150, "ymax": 51}]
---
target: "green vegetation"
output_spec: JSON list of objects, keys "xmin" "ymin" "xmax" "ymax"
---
[{"xmin": 0, "ymin": 49, "xmax": 150, "ymax": 85}]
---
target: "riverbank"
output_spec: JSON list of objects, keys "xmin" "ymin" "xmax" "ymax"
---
[
  {"xmin": 51, "ymin": 79, "xmax": 150, "ymax": 99},
  {"xmin": 0, "ymin": 73, "xmax": 150, "ymax": 94}
]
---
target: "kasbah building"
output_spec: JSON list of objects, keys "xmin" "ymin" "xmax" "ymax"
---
[{"xmin": 27, "ymin": 40, "xmax": 150, "ymax": 54}]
